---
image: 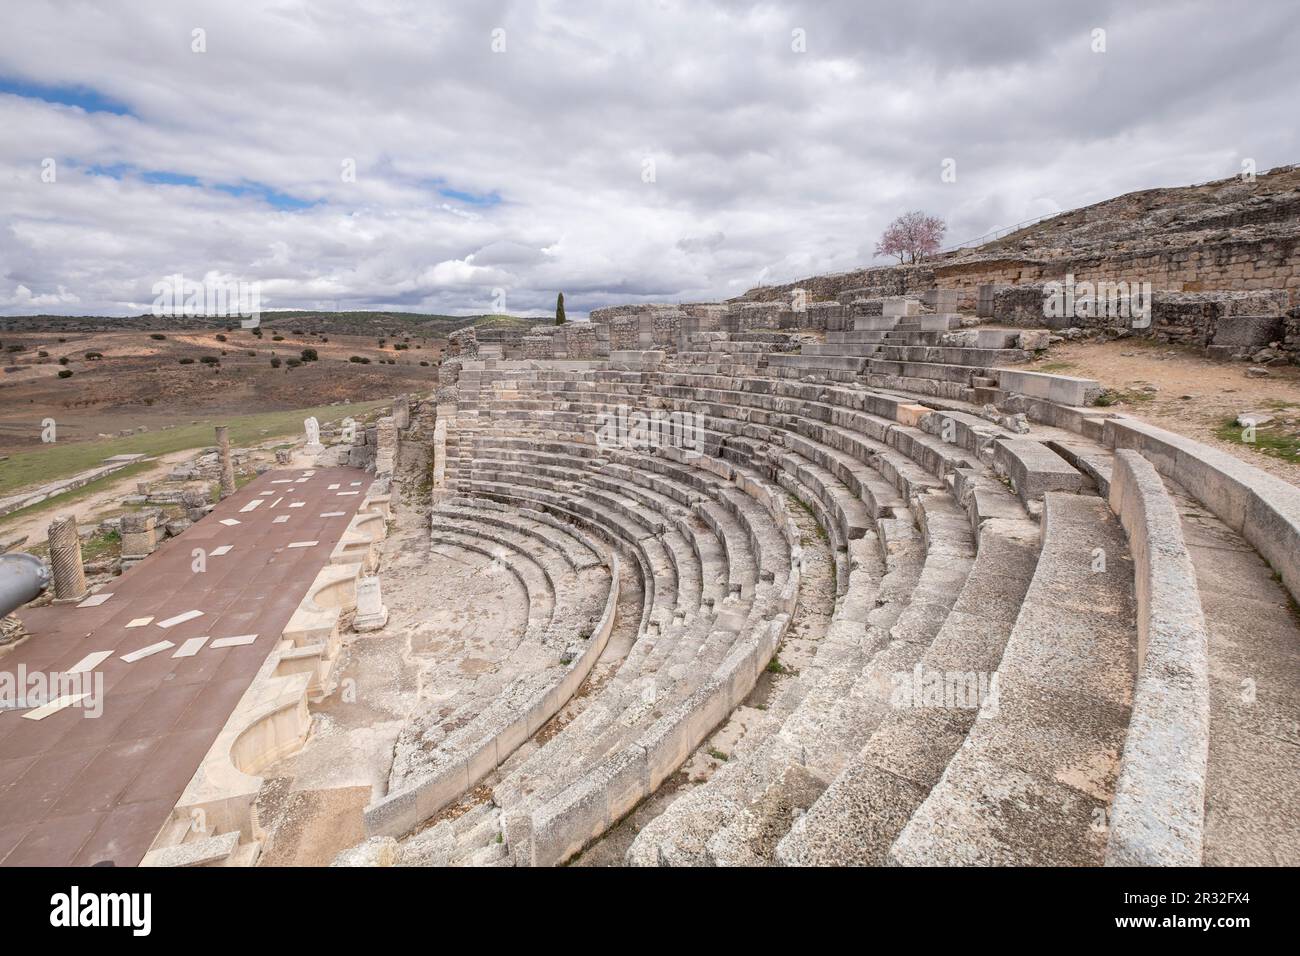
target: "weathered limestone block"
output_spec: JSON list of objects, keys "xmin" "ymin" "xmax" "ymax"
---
[
  {"xmin": 352, "ymin": 575, "xmax": 389, "ymax": 632},
  {"xmin": 119, "ymin": 511, "xmax": 158, "ymax": 563}
]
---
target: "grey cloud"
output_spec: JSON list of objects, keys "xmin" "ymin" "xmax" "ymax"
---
[{"xmin": 0, "ymin": 0, "xmax": 1296, "ymax": 317}]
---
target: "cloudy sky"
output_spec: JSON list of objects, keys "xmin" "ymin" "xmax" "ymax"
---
[{"xmin": 1, "ymin": 0, "xmax": 1296, "ymax": 318}]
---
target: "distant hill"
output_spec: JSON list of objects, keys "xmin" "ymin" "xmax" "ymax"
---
[{"xmin": 0, "ymin": 310, "xmax": 542, "ymax": 337}]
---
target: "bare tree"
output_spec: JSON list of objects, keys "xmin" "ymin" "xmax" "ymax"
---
[{"xmin": 876, "ymin": 211, "xmax": 947, "ymax": 264}]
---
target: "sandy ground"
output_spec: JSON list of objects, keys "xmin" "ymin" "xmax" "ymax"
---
[
  {"xmin": 254, "ymin": 492, "xmax": 532, "ymax": 866},
  {"xmin": 0, "ymin": 327, "xmax": 437, "ymax": 453},
  {"xmin": 1026, "ymin": 339, "xmax": 1300, "ymax": 487}
]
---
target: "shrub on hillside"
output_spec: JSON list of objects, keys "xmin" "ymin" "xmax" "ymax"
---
[
  {"xmin": 301, "ymin": 348, "xmax": 318, "ymax": 362},
  {"xmin": 179, "ymin": 357, "xmax": 195, "ymax": 364},
  {"xmin": 349, "ymin": 355, "xmax": 370, "ymax": 364},
  {"xmin": 270, "ymin": 357, "xmax": 282, "ymax": 368},
  {"xmin": 150, "ymin": 333, "xmax": 166, "ymax": 340},
  {"xmin": 58, "ymin": 369, "xmax": 73, "ymax": 378}
]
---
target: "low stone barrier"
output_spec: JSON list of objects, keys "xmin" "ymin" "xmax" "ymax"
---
[
  {"xmin": 362, "ymin": 551, "xmax": 622, "ymax": 839},
  {"xmin": 1103, "ymin": 416, "xmax": 1300, "ymax": 606},
  {"xmin": 1104, "ymin": 450, "xmax": 1210, "ymax": 866}
]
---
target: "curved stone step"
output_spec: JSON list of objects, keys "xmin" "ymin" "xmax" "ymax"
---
[{"xmin": 888, "ymin": 493, "xmax": 1136, "ymax": 866}]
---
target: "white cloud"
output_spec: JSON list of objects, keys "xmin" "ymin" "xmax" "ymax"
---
[{"xmin": 0, "ymin": 0, "xmax": 1295, "ymax": 318}]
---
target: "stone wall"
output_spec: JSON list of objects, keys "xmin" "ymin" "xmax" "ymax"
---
[
  {"xmin": 446, "ymin": 327, "xmax": 479, "ymax": 359},
  {"xmin": 522, "ymin": 329, "xmax": 556, "ymax": 360},
  {"xmin": 991, "ymin": 285, "xmax": 1294, "ymax": 356},
  {"xmin": 732, "ymin": 234, "xmax": 1300, "ymax": 315}
]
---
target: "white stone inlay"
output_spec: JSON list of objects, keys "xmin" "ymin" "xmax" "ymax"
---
[
  {"xmin": 121, "ymin": 640, "xmax": 175, "ymax": 663},
  {"xmin": 210, "ymin": 634, "xmax": 258, "ymax": 649},
  {"xmin": 68, "ymin": 651, "xmax": 112, "ymax": 673},
  {"xmin": 336, "ymin": 491, "xmax": 359, "ymax": 496},
  {"xmin": 76, "ymin": 593, "xmax": 113, "ymax": 608},
  {"xmin": 289, "ymin": 502, "xmax": 305, "ymax": 508},
  {"xmin": 239, "ymin": 499, "xmax": 265, "ymax": 513},
  {"xmin": 327, "ymin": 484, "xmax": 340, "ymax": 490},
  {"xmin": 319, "ymin": 512, "xmax": 346, "ymax": 518},
  {"xmin": 269, "ymin": 497, "xmax": 283, "ymax": 508},
  {"xmin": 273, "ymin": 515, "xmax": 289, "ymax": 524},
  {"xmin": 210, "ymin": 545, "xmax": 233, "ymax": 556},
  {"xmin": 287, "ymin": 541, "xmax": 318, "ymax": 549},
  {"xmin": 220, "ymin": 518, "xmax": 240, "ymax": 527},
  {"xmin": 22, "ymin": 694, "xmax": 90, "ymax": 720},
  {"xmin": 172, "ymin": 636, "xmax": 209, "ymax": 658},
  {"xmin": 270, "ymin": 479, "xmax": 293, "ymax": 484},
  {"xmin": 156, "ymin": 609, "xmax": 203, "ymax": 629},
  {"xmin": 350, "ymin": 481, "xmax": 362, "ymax": 486},
  {"xmin": 125, "ymin": 616, "xmax": 154, "ymax": 628}
]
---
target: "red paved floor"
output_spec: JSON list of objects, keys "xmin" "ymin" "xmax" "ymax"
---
[{"xmin": 0, "ymin": 466, "xmax": 372, "ymax": 866}]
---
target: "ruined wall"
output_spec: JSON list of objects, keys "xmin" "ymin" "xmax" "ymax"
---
[
  {"xmin": 739, "ymin": 264, "xmax": 936, "ymax": 305},
  {"xmin": 446, "ymin": 327, "xmax": 479, "ymax": 358},
  {"xmin": 934, "ymin": 236, "xmax": 1300, "ymax": 308},
  {"xmin": 733, "ymin": 236, "xmax": 1300, "ymax": 312}
]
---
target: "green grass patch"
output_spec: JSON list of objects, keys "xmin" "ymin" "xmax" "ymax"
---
[
  {"xmin": 1213, "ymin": 417, "xmax": 1300, "ymax": 463},
  {"xmin": 0, "ymin": 459, "xmax": 156, "ymax": 527},
  {"xmin": 0, "ymin": 399, "xmax": 386, "ymax": 498}
]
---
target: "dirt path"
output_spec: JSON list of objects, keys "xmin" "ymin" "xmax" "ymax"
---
[
  {"xmin": 0, "ymin": 450, "xmax": 196, "ymax": 546},
  {"xmin": 1025, "ymin": 339, "xmax": 1300, "ymax": 487}
]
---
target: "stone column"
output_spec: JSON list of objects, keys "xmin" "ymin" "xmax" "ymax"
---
[
  {"xmin": 47, "ymin": 515, "xmax": 88, "ymax": 603},
  {"xmin": 215, "ymin": 425, "xmax": 236, "ymax": 498},
  {"xmin": 393, "ymin": 394, "xmax": 410, "ymax": 430},
  {"xmin": 119, "ymin": 511, "xmax": 158, "ymax": 568}
]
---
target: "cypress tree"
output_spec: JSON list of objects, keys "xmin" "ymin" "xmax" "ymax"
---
[{"xmin": 555, "ymin": 292, "xmax": 566, "ymax": 325}]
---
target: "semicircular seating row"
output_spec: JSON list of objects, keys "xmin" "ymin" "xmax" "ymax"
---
[{"xmin": 379, "ymin": 362, "xmax": 1148, "ymax": 867}]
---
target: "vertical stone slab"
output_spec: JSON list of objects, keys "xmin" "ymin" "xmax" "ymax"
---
[
  {"xmin": 393, "ymin": 394, "xmax": 410, "ymax": 430},
  {"xmin": 432, "ymin": 418, "xmax": 448, "ymax": 488},
  {"xmin": 353, "ymin": 575, "xmax": 389, "ymax": 631},
  {"xmin": 215, "ymin": 425, "xmax": 236, "ymax": 498},
  {"xmin": 374, "ymin": 416, "xmax": 397, "ymax": 476}
]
